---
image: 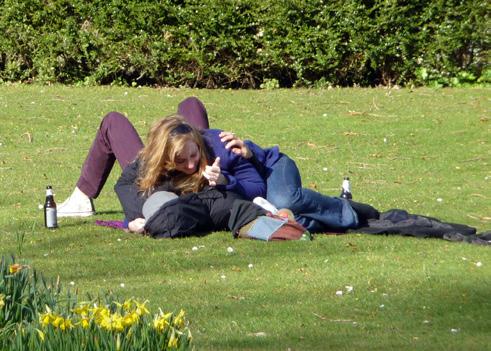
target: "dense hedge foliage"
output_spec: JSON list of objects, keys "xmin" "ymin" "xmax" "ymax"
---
[{"xmin": 0, "ymin": 0, "xmax": 488, "ymax": 87}]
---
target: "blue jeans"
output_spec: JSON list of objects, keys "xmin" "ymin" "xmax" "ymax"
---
[{"xmin": 266, "ymin": 155, "xmax": 359, "ymax": 233}]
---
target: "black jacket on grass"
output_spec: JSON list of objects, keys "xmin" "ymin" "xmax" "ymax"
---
[
  {"xmin": 348, "ymin": 209, "xmax": 476, "ymax": 238},
  {"xmin": 143, "ymin": 189, "xmax": 247, "ymax": 238}
]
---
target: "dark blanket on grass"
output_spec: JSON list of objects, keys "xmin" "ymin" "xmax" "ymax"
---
[{"xmin": 349, "ymin": 209, "xmax": 476, "ymax": 238}]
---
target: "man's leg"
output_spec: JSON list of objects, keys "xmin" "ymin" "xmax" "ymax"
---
[{"xmin": 266, "ymin": 155, "xmax": 358, "ymax": 232}]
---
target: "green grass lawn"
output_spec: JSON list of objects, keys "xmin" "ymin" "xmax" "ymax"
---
[{"xmin": 0, "ymin": 85, "xmax": 490, "ymax": 350}]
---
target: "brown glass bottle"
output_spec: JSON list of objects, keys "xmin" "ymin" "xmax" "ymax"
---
[{"xmin": 44, "ymin": 185, "xmax": 58, "ymax": 229}]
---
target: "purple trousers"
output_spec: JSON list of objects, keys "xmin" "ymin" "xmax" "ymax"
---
[{"xmin": 77, "ymin": 97, "xmax": 209, "ymax": 198}]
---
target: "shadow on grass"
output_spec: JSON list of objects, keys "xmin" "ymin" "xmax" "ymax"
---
[{"xmin": 94, "ymin": 210, "xmax": 124, "ymax": 215}]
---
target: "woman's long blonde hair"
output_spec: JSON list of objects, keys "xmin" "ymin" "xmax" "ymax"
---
[{"xmin": 137, "ymin": 115, "xmax": 209, "ymax": 195}]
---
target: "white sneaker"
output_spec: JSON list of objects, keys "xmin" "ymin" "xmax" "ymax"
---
[
  {"xmin": 57, "ymin": 195, "xmax": 95, "ymax": 218},
  {"xmin": 253, "ymin": 197, "xmax": 279, "ymax": 214}
]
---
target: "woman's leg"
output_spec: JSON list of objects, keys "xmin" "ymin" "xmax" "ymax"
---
[
  {"xmin": 266, "ymin": 155, "xmax": 359, "ymax": 232},
  {"xmin": 77, "ymin": 112, "xmax": 143, "ymax": 198},
  {"xmin": 177, "ymin": 97, "xmax": 210, "ymax": 130},
  {"xmin": 59, "ymin": 112, "xmax": 143, "ymax": 217}
]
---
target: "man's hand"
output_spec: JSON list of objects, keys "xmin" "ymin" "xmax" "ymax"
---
[
  {"xmin": 219, "ymin": 131, "xmax": 252, "ymax": 159},
  {"xmin": 203, "ymin": 157, "xmax": 226, "ymax": 186},
  {"xmin": 128, "ymin": 218, "xmax": 146, "ymax": 233}
]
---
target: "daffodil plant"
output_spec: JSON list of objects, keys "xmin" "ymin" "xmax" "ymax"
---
[{"xmin": 0, "ymin": 256, "xmax": 192, "ymax": 350}]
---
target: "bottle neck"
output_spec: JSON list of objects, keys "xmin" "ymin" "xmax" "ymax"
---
[{"xmin": 46, "ymin": 189, "xmax": 53, "ymax": 196}]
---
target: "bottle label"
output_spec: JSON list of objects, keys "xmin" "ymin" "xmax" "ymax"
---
[{"xmin": 46, "ymin": 208, "xmax": 57, "ymax": 228}]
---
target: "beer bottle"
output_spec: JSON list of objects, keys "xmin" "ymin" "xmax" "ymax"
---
[
  {"xmin": 44, "ymin": 185, "xmax": 58, "ymax": 229},
  {"xmin": 340, "ymin": 177, "xmax": 353, "ymax": 200},
  {"xmin": 300, "ymin": 231, "xmax": 313, "ymax": 241}
]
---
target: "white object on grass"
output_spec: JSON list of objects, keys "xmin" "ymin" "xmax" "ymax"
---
[{"xmin": 253, "ymin": 197, "xmax": 279, "ymax": 214}]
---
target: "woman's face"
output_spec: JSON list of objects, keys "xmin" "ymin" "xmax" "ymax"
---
[{"xmin": 174, "ymin": 140, "xmax": 200, "ymax": 175}]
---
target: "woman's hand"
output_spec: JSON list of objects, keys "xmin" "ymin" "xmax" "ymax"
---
[
  {"xmin": 128, "ymin": 218, "xmax": 146, "ymax": 233},
  {"xmin": 203, "ymin": 157, "xmax": 226, "ymax": 186},
  {"xmin": 219, "ymin": 131, "xmax": 252, "ymax": 159}
]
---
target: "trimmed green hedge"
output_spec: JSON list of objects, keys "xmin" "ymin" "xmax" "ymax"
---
[{"xmin": 0, "ymin": 0, "xmax": 488, "ymax": 87}]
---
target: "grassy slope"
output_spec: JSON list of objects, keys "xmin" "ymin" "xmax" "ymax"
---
[{"xmin": 0, "ymin": 86, "xmax": 490, "ymax": 350}]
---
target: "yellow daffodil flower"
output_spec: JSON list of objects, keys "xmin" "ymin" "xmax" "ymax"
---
[
  {"xmin": 135, "ymin": 300, "xmax": 150, "ymax": 316},
  {"xmin": 80, "ymin": 317, "xmax": 90, "ymax": 329},
  {"xmin": 36, "ymin": 329, "xmax": 45, "ymax": 342},
  {"xmin": 91, "ymin": 306, "xmax": 110, "ymax": 324},
  {"xmin": 39, "ymin": 306, "xmax": 55, "ymax": 326},
  {"xmin": 59, "ymin": 318, "xmax": 73, "ymax": 331},
  {"xmin": 153, "ymin": 312, "xmax": 172, "ymax": 332},
  {"xmin": 111, "ymin": 313, "xmax": 125, "ymax": 332},
  {"xmin": 39, "ymin": 313, "xmax": 53, "ymax": 326},
  {"xmin": 122, "ymin": 299, "xmax": 133, "ymax": 311},
  {"xmin": 173, "ymin": 309, "xmax": 186, "ymax": 329},
  {"xmin": 52, "ymin": 316, "xmax": 64, "ymax": 328},
  {"xmin": 72, "ymin": 303, "xmax": 90, "ymax": 316},
  {"xmin": 122, "ymin": 312, "xmax": 138, "ymax": 327},
  {"xmin": 99, "ymin": 315, "xmax": 113, "ymax": 331},
  {"xmin": 153, "ymin": 317, "xmax": 168, "ymax": 332},
  {"xmin": 168, "ymin": 328, "xmax": 178, "ymax": 348},
  {"xmin": 9, "ymin": 264, "xmax": 23, "ymax": 274}
]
